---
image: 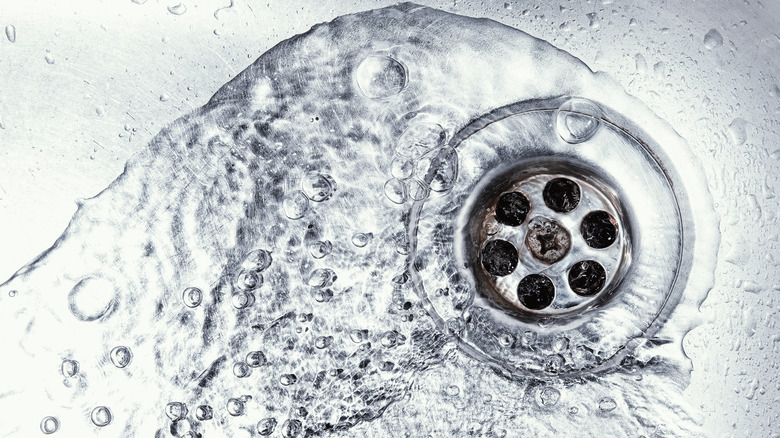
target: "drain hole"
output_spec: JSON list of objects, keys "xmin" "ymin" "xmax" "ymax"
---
[
  {"xmin": 581, "ymin": 210, "xmax": 618, "ymax": 249},
  {"xmin": 495, "ymin": 192, "xmax": 530, "ymax": 226},
  {"xmin": 517, "ymin": 274, "xmax": 555, "ymax": 310},
  {"xmin": 481, "ymin": 239, "xmax": 519, "ymax": 276},
  {"xmin": 543, "ymin": 178, "xmax": 581, "ymax": 213},
  {"xmin": 568, "ymin": 260, "xmax": 606, "ymax": 296}
]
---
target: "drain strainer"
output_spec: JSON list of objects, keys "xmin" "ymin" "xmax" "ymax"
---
[{"xmin": 412, "ymin": 97, "xmax": 686, "ymax": 376}]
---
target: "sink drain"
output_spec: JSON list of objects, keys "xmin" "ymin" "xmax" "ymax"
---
[
  {"xmin": 412, "ymin": 97, "xmax": 687, "ymax": 376},
  {"xmin": 472, "ymin": 162, "xmax": 630, "ymax": 318}
]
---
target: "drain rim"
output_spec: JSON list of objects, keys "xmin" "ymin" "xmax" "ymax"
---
[{"xmin": 408, "ymin": 96, "xmax": 695, "ymax": 377}]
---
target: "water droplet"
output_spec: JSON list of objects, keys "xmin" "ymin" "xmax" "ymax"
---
[
  {"xmin": 231, "ymin": 291, "xmax": 255, "ymax": 309},
  {"xmin": 396, "ymin": 123, "xmax": 446, "ymax": 157},
  {"xmin": 5, "ymin": 25, "xmax": 16, "ymax": 43},
  {"xmin": 555, "ymin": 98, "xmax": 602, "ymax": 144},
  {"xmin": 445, "ymin": 384, "xmax": 460, "ymax": 396},
  {"xmin": 314, "ymin": 335, "xmax": 334, "ymax": 349},
  {"xmin": 307, "ymin": 268, "xmax": 337, "ymax": 288},
  {"xmin": 586, "ymin": 12, "xmax": 600, "ymax": 29},
  {"xmin": 552, "ymin": 337, "xmax": 569, "ymax": 352},
  {"xmin": 351, "ymin": 232, "xmax": 372, "ymax": 247},
  {"xmin": 279, "ymin": 373, "xmax": 297, "ymax": 386},
  {"xmin": 241, "ymin": 249, "xmax": 272, "ymax": 272},
  {"xmin": 159, "ymin": 94, "xmax": 170, "ymax": 102},
  {"xmin": 61, "ymin": 359, "xmax": 79, "ymax": 378},
  {"xmin": 8, "ymin": 289, "xmax": 17, "ymax": 297},
  {"xmin": 301, "ymin": 172, "xmax": 335, "ymax": 202},
  {"xmin": 167, "ymin": 3, "xmax": 187, "ymax": 15},
  {"xmin": 537, "ymin": 387, "xmax": 561, "ymax": 407},
  {"xmin": 308, "ymin": 240, "xmax": 332, "ymax": 259},
  {"xmin": 313, "ymin": 289, "xmax": 333, "ymax": 303},
  {"xmin": 165, "ymin": 402, "xmax": 188, "ymax": 421},
  {"xmin": 257, "ymin": 417, "xmax": 277, "ymax": 436},
  {"xmin": 384, "ymin": 178, "xmax": 407, "ymax": 204},
  {"xmin": 246, "ymin": 351, "xmax": 267, "ymax": 367},
  {"xmin": 226, "ymin": 398, "xmax": 245, "ymax": 416},
  {"xmin": 283, "ymin": 190, "xmax": 309, "ymax": 219},
  {"xmin": 110, "ymin": 346, "xmax": 132, "ymax": 368},
  {"xmin": 44, "ymin": 53, "xmax": 55, "ymax": 64},
  {"xmin": 704, "ymin": 28, "xmax": 723, "ymax": 49},
  {"xmin": 598, "ymin": 396, "xmax": 617, "ymax": 412},
  {"xmin": 195, "ymin": 405, "xmax": 213, "ymax": 421},
  {"xmin": 428, "ymin": 148, "xmax": 458, "ymax": 192},
  {"xmin": 355, "ymin": 54, "xmax": 407, "ymax": 99},
  {"xmin": 629, "ymin": 18, "xmax": 638, "ymax": 26},
  {"xmin": 727, "ymin": 118, "xmax": 747, "ymax": 145},
  {"xmin": 233, "ymin": 361, "xmax": 252, "ymax": 378},
  {"xmin": 182, "ymin": 287, "xmax": 203, "ymax": 308},
  {"xmin": 40, "ymin": 416, "xmax": 59, "ymax": 434},
  {"xmin": 281, "ymin": 419, "xmax": 302, "ymax": 438},
  {"xmin": 235, "ymin": 270, "xmax": 262, "ymax": 291},
  {"xmin": 90, "ymin": 406, "xmax": 112, "ymax": 427},
  {"xmin": 568, "ymin": 406, "xmax": 579, "ymax": 415}
]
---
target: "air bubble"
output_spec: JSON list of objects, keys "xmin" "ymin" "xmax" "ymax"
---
[
  {"xmin": 40, "ymin": 416, "xmax": 59, "ymax": 434},
  {"xmin": 233, "ymin": 361, "xmax": 252, "ymax": 378},
  {"xmin": 307, "ymin": 268, "xmax": 337, "ymax": 288},
  {"xmin": 67, "ymin": 277, "xmax": 117, "ymax": 322},
  {"xmin": 7, "ymin": 289, "xmax": 17, "ymax": 297},
  {"xmin": 257, "ymin": 417, "xmax": 277, "ymax": 436},
  {"xmin": 231, "ymin": 291, "xmax": 255, "ymax": 309},
  {"xmin": 167, "ymin": 3, "xmax": 187, "ymax": 15},
  {"xmin": 308, "ymin": 240, "xmax": 332, "ymax": 259},
  {"xmin": 396, "ymin": 123, "xmax": 446, "ymax": 157},
  {"xmin": 428, "ymin": 148, "xmax": 458, "ymax": 192},
  {"xmin": 495, "ymin": 192, "xmax": 530, "ymax": 226},
  {"xmin": 384, "ymin": 178, "xmax": 407, "ymax": 204},
  {"xmin": 301, "ymin": 173, "xmax": 335, "ymax": 202},
  {"xmin": 380, "ymin": 330, "xmax": 405, "ymax": 348},
  {"xmin": 407, "ymin": 179, "xmax": 430, "ymax": 201},
  {"xmin": 315, "ymin": 336, "xmax": 334, "ymax": 349},
  {"xmin": 354, "ymin": 54, "xmax": 407, "ymax": 99},
  {"xmin": 241, "ymin": 249, "xmax": 272, "ymax": 272},
  {"xmin": 165, "ymin": 402, "xmax": 188, "ymax": 421},
  {"xmin": 351, "ymin": 232, "xmax": 372, "ymax": 247},
  {"xmin": 555, "ymin": 98, "xmax": 602, "ymax": 144},
  {"xmin": 283, "ymin": 191, "xmax": 309, "ymax": 219},
  {"xmin": 235, "ymin": 270, "xmax": 262, "ymax": 291},
  {"xmin": 195, "ymin": 405, "xmax": 213, "ymax": 421},
  {"xmin": 281, "ymin": 419, "xmax": 302, "ymax": 438},
  {"xmin": 481, "ymin": 239, "xmax": 518, "ymax": 276},
  {"xmin": 537, "ymin": 387, "xmax": 561, "ymax": 407},
  {"xmin": 598, "ymin": 397, "xmax": 617, "ymax": 412},
  {"xmin": 350, "ymin": 329, "xmax": 368, "ymax": 343},
  {"xmin": 226, "ymin": 398, "xmax": 245, "ymax": 416},
  {"xmin": 61, "ymin": 359, "xmax": 79, "ymax": 378},
  {"xmin": 181, "ymin": 287, "xmax": 203, "ymax": 308},
  {"xmin": 391, "ymin": 156, "xmax": 415, "ymax": 179},
  {"xmin": 246, "ymin": 351, "xmax": 267, "ymax": 367},
  {"xmin": 110, "ymin": 346, "xmax": 133, "ymax": 368},
  {"xmin": 90, "ymin": 406, "xmax": 112, "ymax": 427},
  {"xmin": 517, "ymin": 274, "xmax": 555, "ymax": 310},
  {"xmin": 280, "ymin": 374, "xmax": 297, "ymax": 386}
]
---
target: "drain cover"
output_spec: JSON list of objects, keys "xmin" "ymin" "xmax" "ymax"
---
[{"xmin": 413, "ymin": 97, "xmax": 687, "ymax": 376}]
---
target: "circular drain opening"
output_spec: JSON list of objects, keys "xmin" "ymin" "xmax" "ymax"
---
[
  {"xmin": 470, "ymin": 159, "xmax": 631, "ymax": 318},
  {"xmin": 413, "ymin": 96, "xmax": 687, "ymax": 376}
]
